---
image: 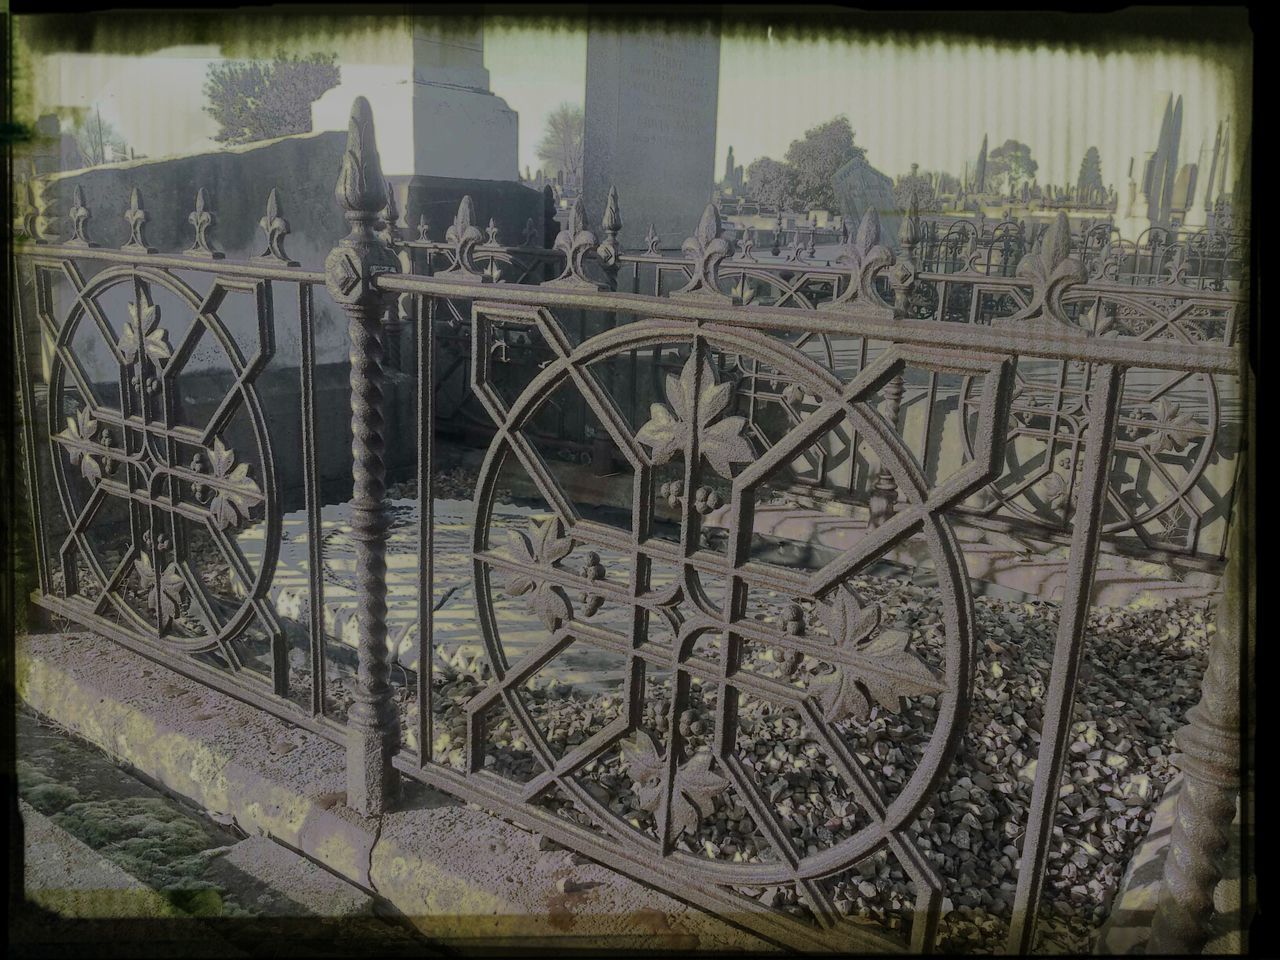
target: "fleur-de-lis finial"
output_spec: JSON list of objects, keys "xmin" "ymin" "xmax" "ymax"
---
[
  {"xmin": 66, "ymin": 184, "xmax": 96, "ymax": 247},
  {"xmin": 440, "ymin": 195, "xmax": 486, "ymax": 282},
  {"xmin": 674, "ymin": 203, "xmax": 736, "ymax": 301},
  {"xmin": 186, "ymin": 187, "xmax": 224, "ymax": 259},
  {"xmin": 644, "ymin": 223, "xmax": 661, "ymax": 256},
  {"xmin": 596, "ymin": 185, "xmax": 623, "ymax": 273},
  {"xmin": 1163, "ymin": 243, "xmax": 1190, "ymax": 286},
  {"xmin": 416, "ymin": 214, "xmax": 431, "ymax": 242},
  {"xmin": 484, "ymin": 217, "xmax": 500, "ymax": 246},
  {"xmin": 122, "ymin": 187, "xmax": 156, "ymax": 254},
  {"xmin": 824, "ymin": 208, "xmax": 893, "ymax": 313},
  {"xmin": 20, "ymin": 179, "xmax": 41, "ymax": 241},
  {"xmin": 548, "ymin": 196, "xmax": 603, "ymax": 289},
  {"xmin": 255, "ymin": 188, "xmax": 298, "ymax": 266},
  {"xmin": 30, "ymin": 177, "xmax": 63, "ymax": 244},
  {"xmin": 997, "ymin": 210, "xmax": 1086, "ymax": 331}
]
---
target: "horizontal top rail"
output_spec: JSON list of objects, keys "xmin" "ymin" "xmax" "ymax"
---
[
  {"xmin": 377, "ymin": 270, "xmax": 1240, "ymax": 375},
  {"xmin": 15, "ymin": 241, "xmax": 327, "ymax": 285}
]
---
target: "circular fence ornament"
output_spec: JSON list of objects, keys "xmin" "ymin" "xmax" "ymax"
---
[
  {"xmin": 44, "ymin": 266, "xmax": 279, "ymax": 660},
  {"xmin": 462, "ymin": 310, "xmax": 1014, "ymax": 920}
]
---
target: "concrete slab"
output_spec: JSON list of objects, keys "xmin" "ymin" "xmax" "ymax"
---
[
  {"xmin": 209, "ymin": 836, "xmax": 375, "ymax": 918},
  {"xmin": 17, "ymin": 629, "xmax": 777, "ymax": 952}
]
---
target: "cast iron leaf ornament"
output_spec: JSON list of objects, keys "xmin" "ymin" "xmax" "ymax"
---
[
  {"xmin": 134, "ymin": 552, "xmax": 186, "ymax": 628},
  {"xmin": 1142, "ymin": 398, "xmax": 1200, "ymax": 454},
  {"xmin": 596, "ymin": 185, "xmax": 623, "ymax": 271},
  {"xmin": 58, "ymin": 405, "xmax": 104, "ymax": 485},
  {"xmin": 635, "ymin": 354, "xmax": 754, "ymax": 479},
  {"xmin": 620, "ymin": 731, "xmax": 728, "ymax": 838},
  {"xmin": 334, "ymin": 96, "xmax": 386, "ymax": 213},
  {"xmin": 204, "ymin": 438, "xmax": 262, "ymax": 530},
  {"xmin": 119, "ymin": 291, "xmax": 171, "ymax": 366},
  {"xmin": 504, "ymin": 517, "xmax": 576, "ymax": 631},
  {"xmin": 812, "ymin": 590, "xmax": 941, "ymax": 723}
]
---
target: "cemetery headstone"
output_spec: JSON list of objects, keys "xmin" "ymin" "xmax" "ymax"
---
[{"xmin": 832, "ymin": 154, "xmax": 902, "ymax": 251}]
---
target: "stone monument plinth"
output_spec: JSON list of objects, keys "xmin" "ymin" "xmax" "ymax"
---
[
  {"xmin": 311, "ymin": 20, "xmax": 517, "ymax": 182},
  {"xmin": 582, "ymin": 20, "xmax": 720, "ymax": 250}
]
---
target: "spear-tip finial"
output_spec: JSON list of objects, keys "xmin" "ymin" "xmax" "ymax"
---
[{"xmin": 335, "ymin": 96, "xmax": 387, "ymax": 216}]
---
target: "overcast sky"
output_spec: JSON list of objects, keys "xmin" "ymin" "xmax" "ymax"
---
[{"xmin": 30, "ymin": 23, "xmax": 1250, "ymax": 196}]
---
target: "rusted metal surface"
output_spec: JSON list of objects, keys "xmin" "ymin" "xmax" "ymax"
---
[
  {"xmin": 11, "ymin": 96, "xmax": 1248, "ymax": 953},
  {"xmin": 399, "ymin": 190, "xmax": 1242, "ymax": 562},
  {"xmin": 324, "ymin": 97, "xmax": 403, "ymax": 815}
]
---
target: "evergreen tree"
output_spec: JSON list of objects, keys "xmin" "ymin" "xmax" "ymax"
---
[{"xmin": 1076, "ymin": 146, "xmax": 1104, "ymax": 203}]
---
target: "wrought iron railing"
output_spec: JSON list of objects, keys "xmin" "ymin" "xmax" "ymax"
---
[
  {"xmin": 12, "ymin": 97, "xmax": 1249, "ymax": 954},
  {"xmin": 390, "ymin": 188, "xmax": 1244, "ymax": 565}
]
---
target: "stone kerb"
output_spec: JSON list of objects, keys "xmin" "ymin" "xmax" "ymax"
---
[{"xmin": 16, "ymin": 629, "xmax": 774, "ymax": 951}]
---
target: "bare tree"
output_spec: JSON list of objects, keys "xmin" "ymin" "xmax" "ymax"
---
[
  {"xmin": 204, "ymin": 51, "xmax": 340, "ymax": 145},
  {"xmin": 535, "ymin": 102, "xmax": 584, "ymax": 184},
  {"xmin": 71, "ymin": 108, "xmax": 129, "ymax": 167}
]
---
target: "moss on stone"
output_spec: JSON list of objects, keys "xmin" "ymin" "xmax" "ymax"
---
[{"xmin": 26, "ymin": 782, "xmax": 82, "ymax": 815}]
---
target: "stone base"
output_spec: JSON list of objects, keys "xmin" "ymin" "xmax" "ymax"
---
[
  {"xmin": 399, "ymin": 175, "xmax": 544, "ymax": 247},
  {"xmin": 312, "ymin": 78, "xmax": 518, "ymax": 182},
  {"xmin": 16, "ymin": 629, "xmax": 777, "ymax": 951}
]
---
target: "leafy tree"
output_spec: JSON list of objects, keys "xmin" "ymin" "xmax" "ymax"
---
[
  {"xmin": 987, "ymin": 139, "xmax": 1038, "ymax": 194},
  {"xmin": 70, "ymin": 108, "xmax": 129, "ymax": 166},
  {"xmin": 745, "ymin": 156, "xmax": 794, "ymax": 210},
  {"xmin": 204, "ymin": 51, "xmax": 340, "ymax": 145},
  {"xmin": 783, "ymin": 115, "xmax": 865, "ymax": 211},
  {"xmin": 1076, "ymin": 146, "xmax": 1104, "ymax": 201},
  {"xmin": 535, "ymin": 102, "xmax": 584, "ymax": 184}
]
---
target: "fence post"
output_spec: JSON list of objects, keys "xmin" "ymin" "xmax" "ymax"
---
[
  {"xmin": 324, "ymin": 97, "xmax": 402, "ymax": 815},
  {"xmin": 1147, "ymin": 514, "xmax": 1250, "ymax": 953}
]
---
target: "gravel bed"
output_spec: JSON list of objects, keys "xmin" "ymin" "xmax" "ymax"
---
[{"xmin": 315, "ymin": 576, "xmax": 1212, "ymax": 954}]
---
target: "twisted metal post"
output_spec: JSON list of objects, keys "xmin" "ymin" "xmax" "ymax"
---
[
  {"xmin": 324, "ymin": 97, "xmax": 402, "ymax": 815},
  {"xmin": 1147, "ymin": 512, "xmax": 1249, "ymax": 954}
]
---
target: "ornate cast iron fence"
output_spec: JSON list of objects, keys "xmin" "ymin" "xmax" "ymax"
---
[
  {"xmin": 12, "ymin": 98, "xmax": 1248, "ymax": 954},
  {"xmin": 13, "ymin": 179, "xmax": 348, "ymax": 739},
  {"xmin": 391, "ymin": 190, "xmax": 1244, "ymax": 565}
]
